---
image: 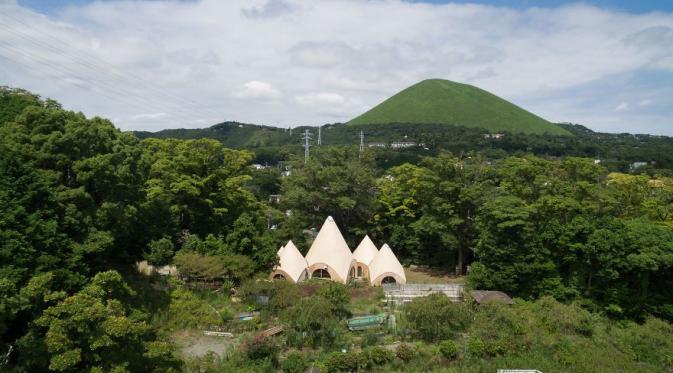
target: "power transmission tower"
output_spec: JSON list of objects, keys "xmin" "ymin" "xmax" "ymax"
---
[
  {"xmin": 302, "ymin": 129, "xmax": 313, "ymax": 164},
  {"xmin": 317, "ymin": 126, "xmax": 322, "ymax": 146},
  {"xmin": 359, "ymin": 130, "xmax": 364, "ymax": 158},
  {"xmin": 289, "ymin": 126, "xmax": 293, "ymax": 136}
]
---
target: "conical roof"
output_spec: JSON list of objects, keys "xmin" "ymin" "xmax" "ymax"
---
[
  {"xmin": 352, "ymin": 235, "xmax": 378, "ymax": 266},
  {"xmin": 369, "ymin": 243, "xmax": 406, "ymax": 285},
  {"xmin": 305, "ymin": 216, "xmax": 354, "ymax": 281},
  {"xmin": 273, "ymin": 240, "xmax": 308, "ymax": 283}
]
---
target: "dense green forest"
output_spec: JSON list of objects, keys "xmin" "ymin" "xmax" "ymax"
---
[
  {"xmin": 136, "ymin": 121, "xmax": 673, "ymax": 174},
  {"xmin": 2, "ymin": 86, "xmax": 673, "ymax": 372}
]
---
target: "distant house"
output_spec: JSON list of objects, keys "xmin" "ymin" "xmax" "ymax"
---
[
  {"xmin": 390, "ymin": 141, "xmax": 417, "ymax": 149},
  {"xmin": 630, "ymin": 161, "xmax": 648, "ymax": 171},
  {"xmin": 484, "ymin": 133, "xmax": 505, "ymax": 139},
  {"xmin": 268, "ymin": 194, "xmax": 281, "ymax": 203}
]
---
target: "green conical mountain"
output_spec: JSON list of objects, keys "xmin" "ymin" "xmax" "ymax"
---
[{"xmin": 348, "ymin": 79, "xmax": 570, "ymax": 135}]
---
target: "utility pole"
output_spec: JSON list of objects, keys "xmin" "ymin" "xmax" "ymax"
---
[
  {"xmin": 302, "ymin": 129, "xmax": 313, "ymax": 164},
  {"xmin": 359, "ymin": 130, "xmax": 364, "ymax": 158},
  {"xmin": 317, "ymin": 126, "xmax": 322, "ymax": 146}
]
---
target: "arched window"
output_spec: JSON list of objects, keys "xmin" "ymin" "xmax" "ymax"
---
[
  {"xmin": 350, "ymin": 267, "xmax": 355, "ymax": 278},
  {"xmin": 273, "ymin": 274, "xmax": 285, "ymax": 280},
  {"xmin": 381, "ymin": 276, "xmax": 397, "ymax": 285},
  {"xmin": 357, "ymin": 266, "xmax": 363, "ymax": 277},
  {"xmin": 312, "ymin": 268, "xmax": 331, "ymax": 279}
]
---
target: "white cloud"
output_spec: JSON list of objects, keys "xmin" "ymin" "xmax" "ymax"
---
[
  {"xmin": 0, "ymin": 1, "xmax": 672, "ymax": 133},
  {"xmin": 233, "ymin": 81, "xmax": 282, "ymax": 100},
  {"xmin": 638, "ymin": 99, "xmax": 653, "ymax": 107},
  {"xmin": 616, "ymin": 102, "xmax": 631, "ymax": 111}
]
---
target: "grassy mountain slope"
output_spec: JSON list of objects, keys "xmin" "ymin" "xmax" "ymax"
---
[{"xmin": 348, "ymin": 79, "xmax": 571, "ymax": 135}]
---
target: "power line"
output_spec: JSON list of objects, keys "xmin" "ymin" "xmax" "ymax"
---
[
  {"xmin": 0, "ymin": 22, "xmax": 215, "ymax": 123},
  {"xmin": 0, "ymin": 12, "xmax": 224, "ymax": 118},
  {"xmin": 0, "ymin": 43, "xmax": 201, "ymax": 126},
  {"xmin": 0, "ymin": 12, "xmax": 224, "ymax": 123}
]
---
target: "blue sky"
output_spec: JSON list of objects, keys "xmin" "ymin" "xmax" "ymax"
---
[
  {"xmin": 19, "ymin": 0, "xmax": 673, "ymax": 15},
  {"xmin": 2, "ymin": 0, "xmax": 673, "ymax": 134}
]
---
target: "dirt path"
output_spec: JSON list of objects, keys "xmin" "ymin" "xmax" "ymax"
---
[{"xmin": 171, "ymin": 330, "xmax": 238, "ymax": 359}]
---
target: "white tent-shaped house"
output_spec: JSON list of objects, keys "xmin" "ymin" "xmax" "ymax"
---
[
  {"xmin": 368, "ymin": 243, "xmax": 407, "ymax": 286},
  {"xmin": 304, "ymin": 216, "xmax": 357, "ymax": 284},
  {"xmin": 269, "ymin": 240, "xmax": 308, "ymax": 283},
  {"xmin": 352, "ymin": 235, "xmax": 378, "ymax": 280}
]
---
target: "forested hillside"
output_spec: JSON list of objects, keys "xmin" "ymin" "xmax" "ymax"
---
[
  {"xmin": 136, "ymin": 121, "xmax": 673, "ymax": 174},
  {"xmin": 2, "ymin": 86, "xmax": 673, "ymax": 372}
]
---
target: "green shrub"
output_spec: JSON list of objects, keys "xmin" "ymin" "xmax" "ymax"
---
[
  {"xmin": 244, "ymin": 336, "xmax": 279, "ymax": 363},
  {"xmin": 163, "ymin": 287, "xmax": 220, "ymax": 330},
  {"xmin": 532, "ymin": 296, "xmax": 594, "ymax": 336},
  {"xmin": 317, "ymin": 282, "xmax": 351, "ymax": 319},
  {"xmin": 466, "ymin": 337, "xmax": 486, "ymax": 357},
  {"xmin": 281, "ymin": 352, "xmax": 308, "ymax": 373},
  {"xmin": 240, "ymin": 280, "xmax": 301, "ymax": 313},
  {"xmin": 361, "ymin": 346, "xmax": 394, "ymax": 368},
  {"xmin": 395, "ymin": 343, "xmax": 418, "ymax": 362},
  {"xmin": 145, "ymin": 237, "xmax": 174, "ymax": 266},
  {"xmin": 438, "ymin": 340, "xmax": 458, "ymax": 360},
  {"xmin": 469, "ymin": 303, "xmax": 531, "ymax": 356},
  {"xmin": 281, "ymin": 297, "xmax": 340, "ymax": 348},
  {"xmin": 403, "ymin": 293, "xmax": 472, "ymax": 341},
  {"xmin": 360, "ymin": 330, "xmax": 379, "ymax": 348},
  {"xmin": 614, "ymin": 317, "xmax": 673, "ymax": 366},
  {"xmin": 323, "ymin": 351, "xmax": 362, "ymax": 372},
  {"xmin": 269, "ymin": 281, "xmax": 302, "ymax": 311}
]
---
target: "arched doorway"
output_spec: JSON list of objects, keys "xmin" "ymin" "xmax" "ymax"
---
[
  {"xmin": 381, "ymin": 276, "xmax": 397, "ymax": 285},
  {"xmin": 312, "ymin": 268, "xmax": 331, "ymax": 279},
  {"xmin": 350, "ymin": 267, "xmax": 355, "ymax": 278},
  {"xmin": 357, "ymin": 266, "xmax": 363, "ymax": 277},
  {"xmin": 273, "ymin": 274, "xmax": 285, "ymax": 280}
]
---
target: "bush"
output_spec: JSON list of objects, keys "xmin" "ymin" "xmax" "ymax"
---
[
  {"xmin": 360, "ymin": 330, "xmax": 379, "ymax": 348},
  {"xmin": 244, "ymin": 336, "xmax": 279, "ymax": 363},
  {"xmin": 317, "ymin": 282, "xmax": 351, "ymax": 318},
  {"xmin": 145, "ymin": 237, "xmax": 174, "ymax": 266},
  {"xmin": 466, "ymin": 337, "xmax": 487, "ymax": 357},
  {"xmin": 163, "ymin": 288, "xmax": 220, "ymax": 330},
  {"xmin": 269, "ymin": 281, "xmax": 302, "ymax": 311},
  {"xmin": 438, "ymin": 340, "xmax": 458, "ymax": 360},
  {"xmin": 361, "ymin": 346, "xmax": 394, "ymax": 368},
  {"xmin": 395, "ymin": 343, "xmax": 418, "ymax": 362},
  {"xmin": 469, "ymin": 303, "xmax": 531, "ymax": 356},
  {"xmin": 281, "ymin": 352, "xmax": 308, "ymax": 373},
  {"xmin": 403, "ymin": 293, "xmax": 472, "ymax": 341},
  {"xmin": 323, "ymin": 351, "xmax": 362, "ymax": 372},
  {"xmin": 531, "ymin": 296, "xmax": 594, "ymax": 336},
  {"xmin": 240, "ymin": 280, "xmax": 301, "ymax": 313},
  {"xmin": 281, "ymin": 297, "xmax": 340, "ymax": 348}
]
